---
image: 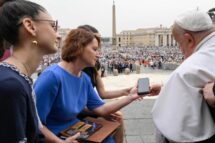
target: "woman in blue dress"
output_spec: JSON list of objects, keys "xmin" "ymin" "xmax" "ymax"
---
[{"xmin": 34, "ymin": 28, "xmax": 157, "ymax": 143}]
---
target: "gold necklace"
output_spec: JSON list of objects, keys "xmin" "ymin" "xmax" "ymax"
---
[{"xmin": 11, "ymin": 55, "xmax": 31, "ymax": 76}]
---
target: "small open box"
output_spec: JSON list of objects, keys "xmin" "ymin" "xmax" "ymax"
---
[
  {"xmin": 60, "ymin": 117, "xmax": 120, "ymax": 143},
  {"xmin": 60, "ymin": 118, "xmax": 102, "ymax": 141}
]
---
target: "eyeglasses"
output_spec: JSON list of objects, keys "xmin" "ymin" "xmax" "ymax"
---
[
  {"xmin": 17, "ymin": 19, "xmax": 58, "ymax": 32},
  {"xmin": 33, "ymin": 19, "xmax": 58, "ymax": 31}
]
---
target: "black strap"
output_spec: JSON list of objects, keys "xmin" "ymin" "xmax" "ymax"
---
[
  {"xmin": 213, "ymin": 83, "xmax": 215, "ymax": 96},
  {"xmin": 165, "ymin": 138, "xmax": 170, "ymax": 143}
]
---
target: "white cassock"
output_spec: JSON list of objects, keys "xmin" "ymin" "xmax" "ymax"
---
[{"xmin": 152, "ymin": 32, "xmax": 215, "ymax": 142}]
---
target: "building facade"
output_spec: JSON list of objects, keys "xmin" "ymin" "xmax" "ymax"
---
[
  {"xmin": 116, "ymin": 26, "xmax": 177, "ymax": 47},
  {"xmin": 58, "ymin": 28, "xmax": 71, "ymax": 40}
]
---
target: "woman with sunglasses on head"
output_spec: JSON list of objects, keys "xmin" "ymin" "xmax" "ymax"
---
[
  {"xmin": 78, "ymin": 25, "xmax": 131, "ymax": 143},
  {"xmin": 0, "ymin": 0, "xmax": 61, "ymax": 142},
  {"xmin": 79, "ymin": 25, "xmax": 132, "ymax": 100}
]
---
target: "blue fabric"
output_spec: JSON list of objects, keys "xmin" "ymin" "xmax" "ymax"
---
[
  {"xmin": 34, "ymin": 65, "xmax": 114, "ymax": 143},
  {"xmin": 103, "ymin": 136, "xmax": 115, "ymax": 143}
]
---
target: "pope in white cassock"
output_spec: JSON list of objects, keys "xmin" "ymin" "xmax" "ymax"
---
[{"xmin": 152, "ymin": 10, "xmax": 215, "ymax": 143}]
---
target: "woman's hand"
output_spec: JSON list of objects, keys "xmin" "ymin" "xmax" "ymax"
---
[
  {"xmin": 129, "ymin": 86, "xmax": 143, "ymax": 101},
  {"xmin": 63, "ymin": 132, "xmax": 80, "ymax": 143},
  {"xmin": 129, "ymin": 83, "xmax": 162, "ymax": 100},
  {"xmin": 104, "ymin": 111, "xmax": 123, "ymax": 122}
]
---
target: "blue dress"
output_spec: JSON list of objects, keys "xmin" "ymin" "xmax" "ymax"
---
[{"xmin": 34, "ymin": 64, "xmax": 114, "ymax": 143}]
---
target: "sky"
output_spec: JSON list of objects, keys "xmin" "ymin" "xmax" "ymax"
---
[{"xmin": 33, "ymin": 0, "xmax": 215, "ymax": 37}]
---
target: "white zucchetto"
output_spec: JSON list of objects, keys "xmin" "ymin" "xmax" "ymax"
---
[{"xmin": 175, "ymin": 10, "xmax": 213, "ymax": 32}]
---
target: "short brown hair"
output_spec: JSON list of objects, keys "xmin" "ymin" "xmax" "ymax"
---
[{"xmin": 61, "ymin": 28, "xmax": 100, "ymax": 62}]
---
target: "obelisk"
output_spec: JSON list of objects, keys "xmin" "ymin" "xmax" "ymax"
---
[{"xmin": 112, "ymin": 0, "xmax": 116, "ymax": 47}]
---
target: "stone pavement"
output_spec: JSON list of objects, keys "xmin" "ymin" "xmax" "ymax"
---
[{"xmin": 121, "ymin": 99, "xmax": 156, "ymax": 143}]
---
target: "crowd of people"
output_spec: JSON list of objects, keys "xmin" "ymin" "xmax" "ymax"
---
[
  {"xmin": 99, "ymin": 45, "xmax": 183, "ymax": 74},
  {"xmin": 38, "ymin": 45, "xmax": 183, "ymax": 75}
]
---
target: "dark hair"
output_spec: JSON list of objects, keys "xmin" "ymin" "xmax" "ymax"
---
[
  {"xmin": 78, "ymin": 25, "xmax": 99, "ymax": 33},
  {"xmin": 95, "ymin": 60, "xmax": 101, "ymax": 71},
  {"xmin": 83, "ymin": 60, "xmax": 101, "ymax": 87},
  {"xmin": 61, "ymin": 28, "xmax": 100, "ymax": 62},
  {"xmin": 83, "ymin": 67, "xmax": 97, "ymax": 87},
  {"xmin": 0, "ymin": 0, "xmax": 46, "ymax": 57},
  {"xmin": 0, "ymin": 37, "xmax": 4, "ymax": 58}
]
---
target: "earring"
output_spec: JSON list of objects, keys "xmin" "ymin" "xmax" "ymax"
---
[{"xmin": 32, "ymin": 40, "xmax": 38, "ymax": 46}]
